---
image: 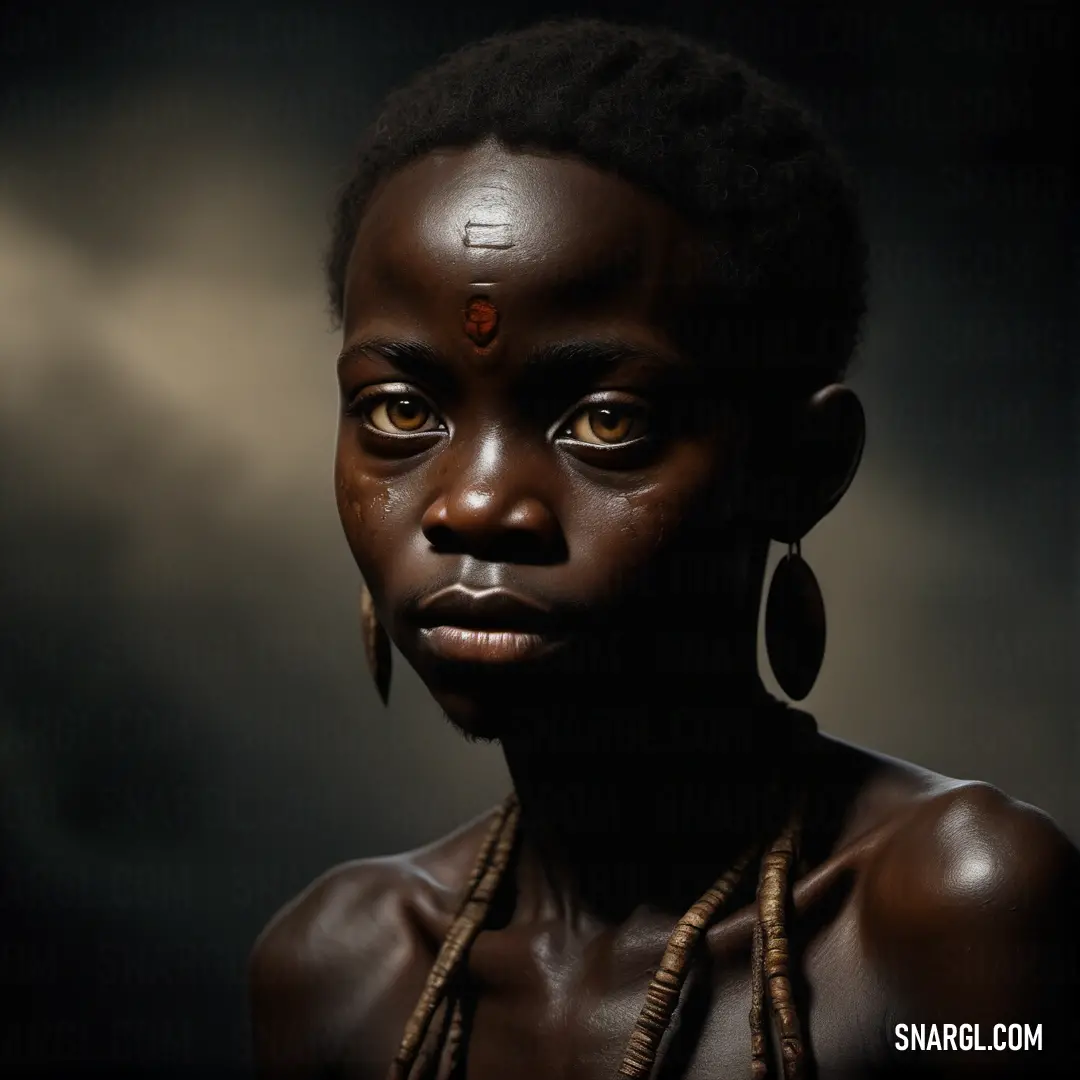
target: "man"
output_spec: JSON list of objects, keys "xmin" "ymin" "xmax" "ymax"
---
[{"xmin": 250, "ymin": 19, "xmax": 1078, "ymax": 1078}]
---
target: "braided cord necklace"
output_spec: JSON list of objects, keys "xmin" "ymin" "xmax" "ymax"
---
[{"xmin": 389, "ymin": 715, "xmax": 815, "ymax": 1080}]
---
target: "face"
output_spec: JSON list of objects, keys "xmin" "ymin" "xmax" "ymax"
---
[{"xmin": 335, "ymin": 141, "xmax": 760, "ymax": 736}]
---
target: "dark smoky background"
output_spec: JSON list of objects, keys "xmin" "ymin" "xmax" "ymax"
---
[{"xmin": 0, "ymin": 0, "xmax": 1075, "ymax": 1074}]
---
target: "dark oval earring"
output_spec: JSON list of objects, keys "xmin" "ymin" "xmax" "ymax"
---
[
  {"xmin": 764, "ymin": 539, "xmax": 825, "ymax": 701},
  {"xmin": 360, "ymin": 582, "xmax": 392, "ymax": 705}
]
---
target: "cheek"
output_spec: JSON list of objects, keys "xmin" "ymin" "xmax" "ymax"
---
[
  {"xmin": 568, "ymin": 439, "xmax": 733, "ymax": 595},
  {"xmin": 334, "ymin": 444, "xmax": 394, "ymax": 577}
]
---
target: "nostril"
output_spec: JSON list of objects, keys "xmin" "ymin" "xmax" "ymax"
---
[
  {"xmin": 421, "ymin": 519, "xmax": 467, "ymax": 555},
  {"xmin": 420, "ymin": 491, "xmax": 567, "ymax": 565}
]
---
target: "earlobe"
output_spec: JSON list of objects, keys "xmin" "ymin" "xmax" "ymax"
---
[
  {"xmin": 809, "ymin": 383, "xmax": 865, "ymax": 523},
  {"xmin": 766, "ymin": 384, "xmax": 865, "ymax": 545}
]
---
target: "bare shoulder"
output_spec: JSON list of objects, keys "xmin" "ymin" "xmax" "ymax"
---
[
  {"xmin": 818, "ymin": 734, "xmax": 1080, "ymax": 937},
  {"xmin": 855, "ymin": 775, "xmax": 1080, "ymax": 1069},
  {"xmin": 860, "ymin": 776, "xmax": 1080, "ymax": 942},
  {"xmin": 248, "ymin": 855, "xmax": 423, "ymax": 1076},
  {"xmin": 798, "ymin": 737, "xmax": 1079, "ymax": 1071},
  {"xmin": 248, "ymin": 805, "xmax": 502, "ymax": 1076},
  {"xmin": 809, "ymin": 734, "xmax": 1076, "ymax": 877}
]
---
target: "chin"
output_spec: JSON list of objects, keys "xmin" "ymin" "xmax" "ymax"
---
[
  {"xmin": 434, "ymin": 690, "xmax": 507, "ymax": 744},
  {"xmin": 428, "ymin": 666, "xmax": 572, "ymax": 745}
]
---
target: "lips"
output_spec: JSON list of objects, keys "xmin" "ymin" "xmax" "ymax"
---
[
  {"xmin": 413, "ymin": 585, "xmax": 563, "ymax": 664},
  {"xmin": 416, "ymin": 585, "xmax": 552, "ymax": 630}
]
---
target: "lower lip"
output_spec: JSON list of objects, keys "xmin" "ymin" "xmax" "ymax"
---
[{"xmin": 420, "ymin": 626, "xmax": 557, "ymax": 664}]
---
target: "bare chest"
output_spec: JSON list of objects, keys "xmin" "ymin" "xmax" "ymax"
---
[{"xmin": 455, "ymin": 897, "xmax": 888, "ymax": 1080}]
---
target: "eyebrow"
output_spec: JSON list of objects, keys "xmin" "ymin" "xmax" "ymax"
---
[
  {"xmin": 337, "ymin": 338, "xmax": 446, "ymax": 384},
  {"xmin": 337, "ymin": 337, "xmax": 687, "ymax": 384},
  {"xmin": 523, "ymin": 339, "xmax": 686, "ymax": 379}
]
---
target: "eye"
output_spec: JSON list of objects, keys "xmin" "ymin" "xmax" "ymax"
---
[
  {"xmin": 565, "ymin": 403, "xmax": 650, "ymax": 445},
  {"xmin": 365, "ymin": 394, "xmax": 440, "ymax": 435}
]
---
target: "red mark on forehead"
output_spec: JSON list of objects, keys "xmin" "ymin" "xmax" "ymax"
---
[{"xmin": 463, "ymin": 296, "xmax": 499, "ymax": 348}]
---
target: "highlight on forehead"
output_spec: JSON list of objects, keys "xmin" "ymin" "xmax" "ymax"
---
[{"xmin": 463, "ymin": 295, "xmax": 499, "ymax": 348}]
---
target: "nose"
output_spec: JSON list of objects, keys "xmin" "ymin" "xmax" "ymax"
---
[{"xmin": 420, "ymin": 437, "xmax": 565, "ymax": 564}]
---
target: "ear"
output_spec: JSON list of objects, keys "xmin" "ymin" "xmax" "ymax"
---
[{"xmin": 746, "ymin": 385, "xmax": 865, "ymax": 544}]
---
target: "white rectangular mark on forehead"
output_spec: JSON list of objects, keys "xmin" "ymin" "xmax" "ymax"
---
[{"xmin": 463, "ymin": 221, "xmax": 515, "ymax": 248}]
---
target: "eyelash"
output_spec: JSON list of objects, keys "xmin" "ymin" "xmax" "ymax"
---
[{"xmin": 346, "ymin": 386, "xmax": 652, "ymax": 447}]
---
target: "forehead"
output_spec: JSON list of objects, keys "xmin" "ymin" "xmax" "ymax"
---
[{"xmin": 343, "ymin": 141, "xmax": 704, "ymax": 330}]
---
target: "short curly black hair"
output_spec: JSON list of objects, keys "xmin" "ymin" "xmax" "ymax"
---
[{"xmin": 327, "ymin": 18, "xmax": 867, "ymax": 393}]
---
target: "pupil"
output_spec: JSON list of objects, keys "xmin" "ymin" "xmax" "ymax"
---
[
  {"xmin": 395, "ymin": 399, "xmax": 423, "ymax": 422},
  {"xmin": 592, "ymin": 407, "xmax": 629, "ymax": 439}
]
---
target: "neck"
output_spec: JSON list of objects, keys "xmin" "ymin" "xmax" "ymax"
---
[{"xmin": 500, "ymin": 675, "xmax": 813, "ymax": 924}]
